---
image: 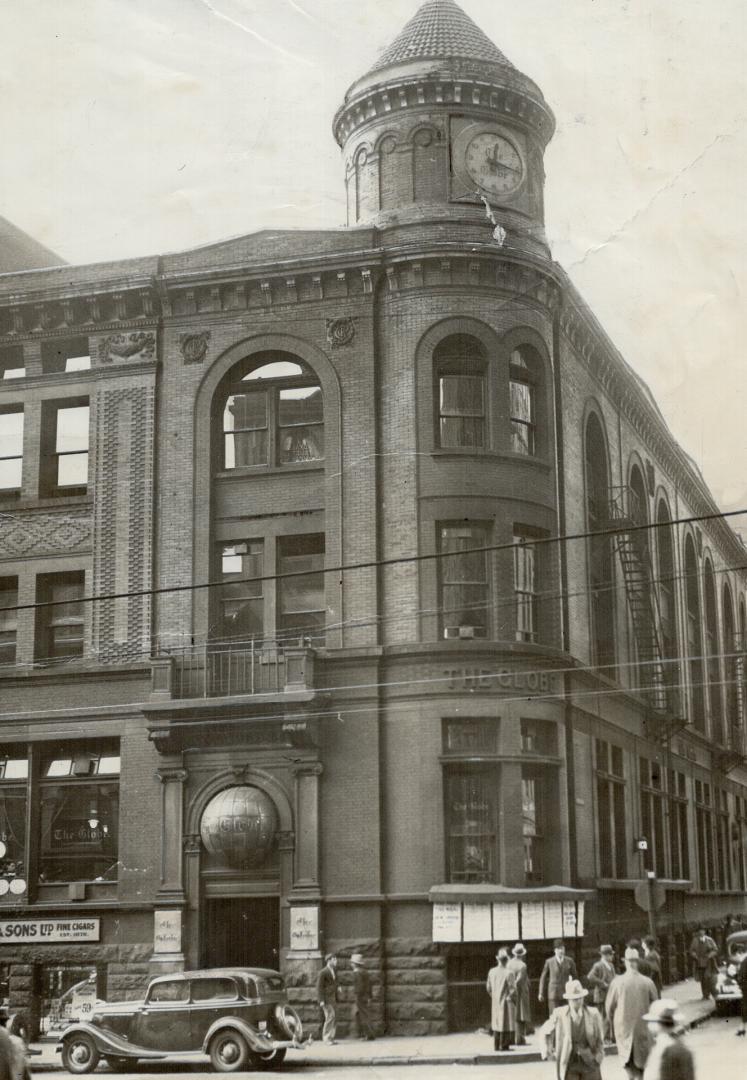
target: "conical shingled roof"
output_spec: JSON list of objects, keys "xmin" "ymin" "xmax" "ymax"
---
[{"xmin": 369, "ymin": 0, "xmax": 515, "ymax": 73}]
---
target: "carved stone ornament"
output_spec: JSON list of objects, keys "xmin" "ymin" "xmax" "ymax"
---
[
  {"xmin": 183, "ymin": 833, "xmax": 202, "ymax": 855},
  {"xmin": 180, "ymin": 330, "xmax": 211, "ymax": 364},
  {"xmin": 326, "ymin": 317, "xmax": 356, "ymax": 349},
  {"xmin": 99, "ymin": 331, "xmax": 156, "ymax": 363}
]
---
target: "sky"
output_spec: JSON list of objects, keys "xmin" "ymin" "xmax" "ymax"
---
[{"xmin": 1, "ymin": 0, "xmax": 746, "ymax": 522}]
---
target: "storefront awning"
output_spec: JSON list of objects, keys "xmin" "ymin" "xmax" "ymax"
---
[{"xmin": 429, "ymin": 883, "xmax": 596, "ymax": 904}]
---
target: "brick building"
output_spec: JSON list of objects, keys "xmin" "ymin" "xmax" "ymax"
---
[{"xmin": 1, "ymin": 0, "xmax": 746, "ymax": 1037}]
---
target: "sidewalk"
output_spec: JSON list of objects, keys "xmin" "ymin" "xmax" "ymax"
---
[{"xmin": 28, "ymin": 979, "xmax": 716, "ymax": 1071}]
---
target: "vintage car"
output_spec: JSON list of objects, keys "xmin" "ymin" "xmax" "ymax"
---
[
  {"xmin": 714, "ymin": 930, "xmax": 747, "ymax": 1016},
  {"xmin": 56, "ymin": 968, "xmax": 306, "ymax": 1073}
]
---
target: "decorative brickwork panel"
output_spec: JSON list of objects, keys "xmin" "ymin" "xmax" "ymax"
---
[
  {"xmin": 91, "ymin": 383, "xmax": 155, "ymax": 662},
  {"xmin": 0, "ymin": 510, "xmax": 92, "ymax": 559}
]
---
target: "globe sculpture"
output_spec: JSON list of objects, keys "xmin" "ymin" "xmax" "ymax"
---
[{"xmin": 200, "ymin": 786, "xmax": 279, "ymax": 867}]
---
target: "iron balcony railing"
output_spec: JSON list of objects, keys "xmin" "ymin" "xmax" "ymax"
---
[{"xmin": 150, "ymin": 640, "xmax": 315, "ymax": 700}]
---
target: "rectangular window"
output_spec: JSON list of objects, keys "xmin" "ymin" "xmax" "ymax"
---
[
  {"xmin": 445, "ymin": 768, "xmax": 497, "ymax": 883},
  {"xmin": 716, "ymin": 789, "xmax": 731, "ymax": 891},
  {"xmin": 737, "ymin": 796, "xmax": 747, "ymax": 893},
  {"xmin": 522, "ymin": 765, "xmax": 545, "ymax": 884},
  {"xmin": 513, "ymin": 534, "xmax": 537, "ymax": 642},
  {"xmin": 694, "ymin": 779, "xmax": 715, "ymax": 890},
  {"xmin": 0, "ymin": 578, "xmax": 18, "ymax": 666},
  {"xmin": 278, "ymin": 386, "xmax": 324, "ymax": 463},
  {"xmin": 41, "ymin": 400, "xmax": 89, "ymax": 495},
  {"xmin": 520, "ymin": 719, "xmax": 557, "ymax": 756},
  {"xmin": 41, "ymin": 337, "xmax": 91, "ymax": 374},
  {"xmin": 217, "ymin": 541, "xmax": 264, "ymax": 641},
  {"xmin": 639, "ymin": 757, "xmax": 666, "ymax": 877},
  {"xmin": 224, "ymin": 391, "xmax": 269, "ymax": 468},
  {"xmin": 278, "ymin": 534, "xmax": 325, "ymax": 643},
  {"xmin": 0, "ymin": 745, "xmax": 28, "ymax": 890},
  {"xmin": 0, "ymin": 346, "xmax": 24, "ymax": 380},
  {"xmin": 0, "ymin": 408, "xmax": 23, "ymax": 492},
  {"xmin": 440, "ymin": 524, "xmax": 489, "ymax": 639},
  {"xmin": 438, "ymin": 373, "xmax": 485, "ymax": 449},
  {"xmin": 36, "ymin": 571, "xmax": 85, "ymax": 660},
  {"xmin": 443, "ymin": 718, "xmax": 499, "ymax": 755},
  {"xmin": 510, "ymin": 378, "xmax": 535, "ymax": 455},
  {"xmin": 668, "ymin": 768, "xmax": 690, "ymax": 881},
  {"xmin": 596, "ymin": 738, "xmax": 627, "ymax": 878}
]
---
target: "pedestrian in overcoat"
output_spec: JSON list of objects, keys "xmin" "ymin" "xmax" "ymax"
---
[
  {"xmin": 545, "ymin": 980, "xmax": 605, "ymax": 1080},
  {"xmin": 539, "ymin": 939, "xmax": 577, "ymax": 1017},
  {"xmin": 315, "ymin": 953, "xmax": 338, "ymax": 1044},
  {"xmin": 350, "ymin": 954, "xmax": 375, "ymax": 1040},
  {"xmin": 486, "ymin": 948, "xmax": 517, "ymax": 1051},
  {"xmin": 734, "ymin": 943, "xmax": 747, "ymax": 1036},
  {"xmin": 688, "ymin": 927, "xmax": 718, "ymax": 1000},
  {"xmin": 507, "ymin": 942, "xmax": 531, "ymax": 1045},
  {"xmin": 586, "ymin": 944, "xmax": 616, "ymax": 1040},
  {"xmin": 642, "ymin": 937, "xmax": 662, "ymax": 994},
  {"xmin": 605, "ymin": 948, "xmax": 659, "ymax": 1079},
  {"xmin": 641, "ymin": 998, "xmax": 695, "ymax": 1080}
]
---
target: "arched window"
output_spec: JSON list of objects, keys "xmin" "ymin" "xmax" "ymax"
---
[
  {"xmin": 723, "ymin": 583, "xmax": 738, "ymax": 745},
  {"xmin": 656, "ymin": 500, "xmax": 679, "ymax": 713},
  {"xmin": 684, "ymin": 537, "xmax": 705, "ymax": 731},
  {"xmin": 739, "ymin": 601, "xmax": 747, "ymax": 741},
  {"xmin": 220, "ymin": 354, "xmax": 323, "ymax": 470},
  {"xmin": 585, "ymin": 413, "xmax": 615, "ymax": 672},
  {"xmin": 509, "ymin": 346, "xmax": 539, "ymax": 456},
  {"xmin": 704, "ymin": 561, "xmax": 723, "ymax": 744},
  {"xmin": 434, "ymin": 335, "xmax": 486, "ymax": 450}
]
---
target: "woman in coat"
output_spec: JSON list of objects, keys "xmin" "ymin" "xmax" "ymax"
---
[
  {"xmin": 507, "ymin": 942, "xmax": 531, "ymax": 1045},
  {"xmin": 486, "ymin": 948, "xmax": 517, "ymax": 1051}
]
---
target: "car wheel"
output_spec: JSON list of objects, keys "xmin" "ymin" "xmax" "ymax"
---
[
  {"xmin": 62, "ymin": 1034, "xmax": 101, "ymax": 1074},
  {"xmin": 106, "ymin": 1057, "xmax": 133, "ymax": 1072},
  {"xmin": 273, "ymin": 1004, "xmax": 303, "ymax": 1042},
  {"xmin": 253, "ymin": 1048, "xmax": 287, "ymax": 1071},
  {"xmin": 209, "ymin": 1030, "xmax": 250, "ymax": 1072}
]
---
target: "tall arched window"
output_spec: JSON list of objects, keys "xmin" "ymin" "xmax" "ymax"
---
[
  {"xmin": 704, "ymin": 561, "xmax": 723, "ymax": 744},
  {"xmin": 684, "ymin": 537, "xmax": 705, "ymax": 731},
  {"xmin": 509, "ymin": 346, "xmax": 540, "ymax": 456},
  {"xmin": 585, "ymin": 413, "xmax": 615, "ymax": 672},
  {"xmin": 220, "ymin": 354, "xmax": 323, "ymax": 470},
  {"xmin": 656, "ymin": 499, "xmax": 679, "ymax": 714},
  {"xmin": 740, "ymin": 601, "xmax": 747, "ymax": 742},
  {"xmin": 434, "ymin": 335, "xmax": 486, "ymax": 449},
  {"xmin": 723, "ymin": 583, "xmax": 738, "ymax": 747}
]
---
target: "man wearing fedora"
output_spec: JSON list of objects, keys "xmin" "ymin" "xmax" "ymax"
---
[
  {"xmin": 641, "ymin": 999, "xmax": 694, "ymax": 1080},
  {"xmin": 315, "ymin": 953, "xmax": 338, "ymax": 1045},
  {"xmin": 544, "ymin": 980, "xmax": 605, "ymax": 1080},
  {"xmin": 606, "ymin": 947, "xmax": 659, "ymax": 1079},
  {"xmin": 539, "ymin": 939, "xmax": 577, "ymax": 1017},
  {"xmin": 507, "ymin": 943, "xmax": 531, "ymax": 1046},
  {"xmin": 350, "ymin": 954, "xmax": 375, "ymax": 1041},
  {"xmin": 486, "ymin": 949, "xmax": 517, "ymax": 1051},
  {"xmin": 587, "ymin": 945, "xmax": 616, "ymax": 1042}
]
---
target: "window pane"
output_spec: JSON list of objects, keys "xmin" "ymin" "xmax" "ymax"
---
[
  {"xmin": 225, "ymin": 430, "xmax": 268, "ymax": 468},
  {"xmin": 440, "ymin": 375, "xmax": 484, "ymax": 417},
  {"xmin": 510, "ymin": 380, "xmax": 533, "ymax": 424},
  {"xmin": 220, "ymin": 543, "xmax": 262, "ymax": 596},
  {"xmin": 511, "ymin": 421, "xmax": 533, "ymax": 455},
  {"xmin": 446, "ymin": 771, "xmax": 496, "ymax": 883},
  {"xmin": 244, "ymin": 361, "xmax": 303, "ymax": 380},
  {"xmin": 278, "ymin": 535, "xmax": 325, "ymax": 641},
  {"xmin": 278, "ymin": 386, "xmax": 323, "ymax": 424},
  {"xmin": 224, "ymin": 392, "xmax": 267, "ymax": 431},
  {"xmin": 220, "ymin": 596, "xmax": 264, "ymax": 640},
  {"xmin": 441, "ymin": 526, "xmax": 488, "ymax": 636},
  {"xmin": 148, "ymin": 981, "xmax": 188, "ymax": 1004},
  {"xmin": 56, "ymin": 407, "xmax": 89, "ymax": 453},
  {"xmin": 57, "ymin": 451, "xmax": 88, "ymax": 487},
  {"xmin": 279, "ymin": 424, "xmax": 324, "ymax": 463},
  {"xmin": 0, "ymin": 459, "xmax": 22, "ymax": 490},
  {"xmin": 39, "ymin": 781, "xmax": 119, "ymax": 883},
  {"xmin": 0, "ymin": 412, "xmax": 23, "ymax": 456},
  {"xmin": 0, "ymin": 788, "xmax": 27, "ymax": 882},
  {"xmin": 440, "ymin": 416, "xmax": 484, "ymax": 449},
  {"xmin": 64, "ymin": 355, "xmax": 91, "ymax": 372},
  {"xmin": 97, "ymin": 756, "xmax": 121, "ymax": 775}
]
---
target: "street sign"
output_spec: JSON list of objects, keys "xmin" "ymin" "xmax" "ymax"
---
[{"xmin": 634, "ymin": 879, "xmax": 666, "ymax": 912}]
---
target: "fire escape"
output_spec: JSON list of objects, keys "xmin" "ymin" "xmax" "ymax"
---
[{"xmin": 607, "ymin": 487, "xmax": 686, "ymax": 744}]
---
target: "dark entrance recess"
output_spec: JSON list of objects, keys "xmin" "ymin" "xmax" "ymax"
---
[
  {"xmin": 202, "ymin": 897, "xmax": 279, "ymax": 970},
  {"xmin": 446, "ymin": 944, "xmax": 493, "ymax": 1031}
]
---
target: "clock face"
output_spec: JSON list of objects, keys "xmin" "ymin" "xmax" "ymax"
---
[{"xmin": 464, "ymin": 132, "xmax": 524, "ymax": 197}]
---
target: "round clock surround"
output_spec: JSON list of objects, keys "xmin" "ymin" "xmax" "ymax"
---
[{"xmin": 464, "ymin": 131, "xmax": 524, "ymax": 197}]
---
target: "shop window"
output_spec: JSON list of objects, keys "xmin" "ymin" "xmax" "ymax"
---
[
  {"xmin": 0, "ymin": 577, "xmax": 18, "ymax": 665},
  {"xmin": 667, "ymin": 768, "xmax": 690, "ymax": 881},
  {"xmin": 38, "ymin": 748, "xmax": 120, "ymax": 884},
  {"xmin": 521, "ymin": 765, "xmax": 546, "ymax": 884},
  {"xmin": 217, "ymin": 541, "xmax": 264, "ymax": 642},
  {"xmin": 40, "ymin": 399, "xmax": 89, "ymax": 496},
  {"xmin": 434, "ymin": 335, "xmax": 486, "ymax": 450},
  {"xmin": 41, "ymin": 337, "xmax": 91, "ymax": 374},
  {"xmin": 445, "ymin": 768, "xmax": 497, "ymax": 883},
  {"xmin": 595, "ymin": 738, "xmax": 627, "ymax": 879},
  {"xmin": 513, "ymin": 532, "xmax": 538, "ymax": 643},
  {"xmin": 509, "ymin": 348, "xmax": 538, "ymax": 455},
  {"xmin": 0, "ymin": 346, "xmax": 24, "ymax": 380},
  {"xmin": 35, "ymin": 571, "xmax": 85, "ymax": 661},
  {"xmin": 639, "ymin": 757, "xmax": 666, "ymax": 878},
  {"xmin": 439, "ymin": 523, "xmax": 489, "ymax": 639},
  {"xmin": 39, "ymin": 966, "xmax": 107, "ymax": 1036},
  {"xmin": 221, "ymin": 355, "xmax": 323, "ymax": 469},
  {"xmin": 585, "ymin": 413, "xmax": 615, "ymax": 673},
  {"xmin": 0, "ymin": 747, "xmax": 29, "ymax": 898},
  {"xmin": 0, "ymin": 407, "xmax": 23, "ymax": 493},
  {"xmin": 694, "ymin": 779, "xmax": 715, "ymax": 890},
  {"xmin": 278, "ymin": 534, "xmax": 325, "ymax": 643}
]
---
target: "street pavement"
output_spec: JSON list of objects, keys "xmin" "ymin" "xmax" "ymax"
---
[{"xmin": 32, "ymin": 978, "xmax": 739, "ymax": 1077}]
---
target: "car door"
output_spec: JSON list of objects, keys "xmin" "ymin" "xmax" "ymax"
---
[
  {"xmin": 132, "ymin": 979, "xmax": 191, "ymax": 1052},
  {"xmin": 189, "ymin": 976, "xmax": 243, "ymax": 1048}
]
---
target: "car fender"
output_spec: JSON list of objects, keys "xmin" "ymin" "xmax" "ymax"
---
[
  {"xmin": 202, "ymin": 1015, "xmax": 297, "ymax": 1055},
  {"xmin": 57, "ymin": 1022, "xmax": 167, "ymax": 1060}
]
